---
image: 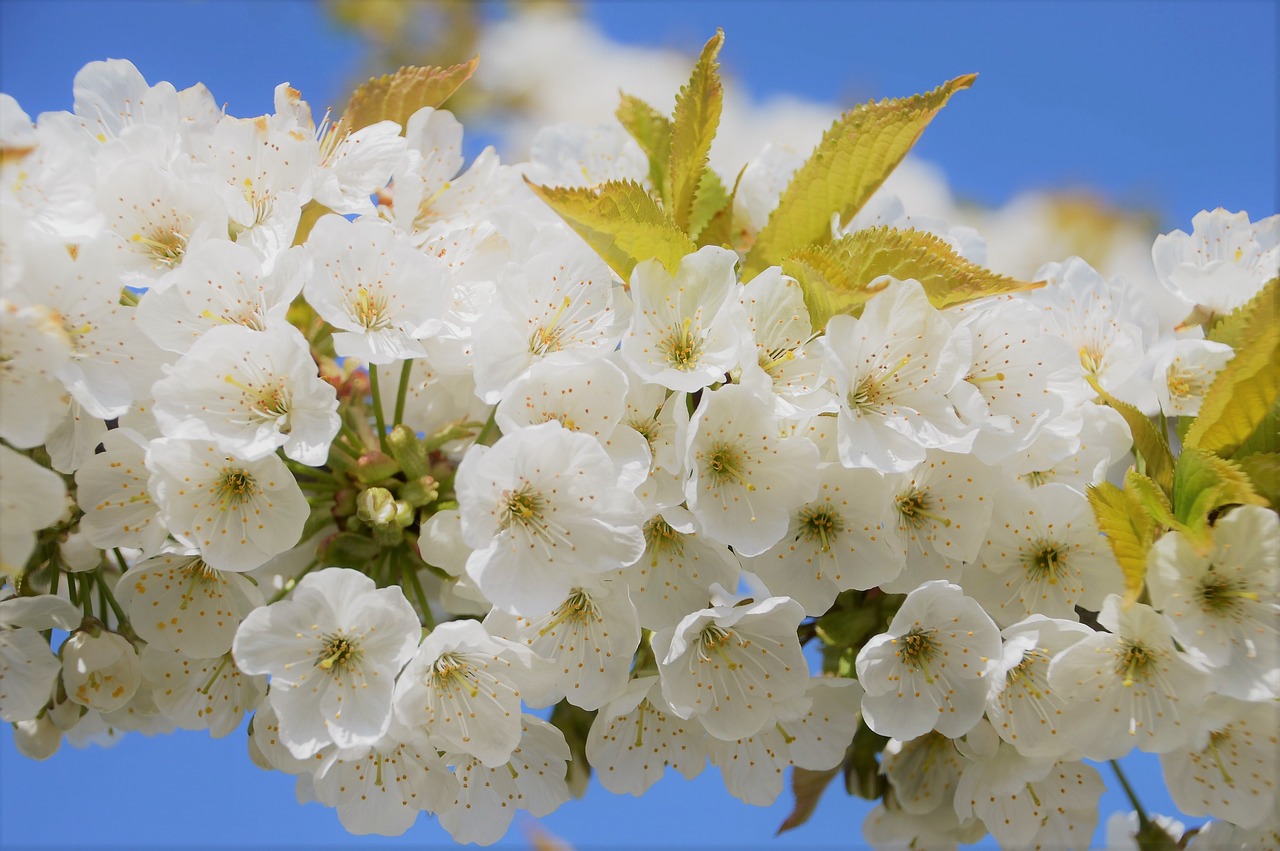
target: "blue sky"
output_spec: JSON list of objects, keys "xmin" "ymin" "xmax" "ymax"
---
[{"xmin": 1, "ymin": 1, "xmax": 1275, "ymax": 848}]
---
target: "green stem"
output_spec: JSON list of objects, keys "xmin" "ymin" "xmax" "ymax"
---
[
  {"xmin": 78, "ymin": 575, "xmax": 93, "ymax": 619},
  {"xmin": 369, "ymin": 365, "xmax": 387, "ymax": 451},
  {"xmin": 269, "ymin": 559, "xmax": 319, "ymax": 604},
  {"xmin": 394, "ymin": 360, "xmax": 413, "ymax": 427},
  {"xmin": 96, "ymin": 566, "xmax": 128, "ymax": 626},
  {"xmin": 1110, "ymin": 759, "xmax": 1150, "ymax": 828},
  {"xmin": 400, "ymin": 552, "xmax": 435, "ymax": 631},
  {"xmin": 111, "ymin": 548, "xmax": 129, "ymax": 575},
  {"xmin": 338, "ymin": 421, "xmax": 365, "ymax": 455}
]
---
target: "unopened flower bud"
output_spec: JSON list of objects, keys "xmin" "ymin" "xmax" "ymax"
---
[
  {"xmin": 400, "ymin": 475, "xmax": 438, "ymax": 508},
  {"xmin": 61, "ymin": 630, "xmax": 140, "ymax": 713},
  {"xmin": 386, "ymin": 424, "xmax": 432, "ymax": 480},
  {"xmin": 356, "ymin": 450, "xmax": 400, "ymax": 484},
  {"xmin": 13, "ymin": 715, "xmax": 61, "ymax": 761},
  {"xmin": 356, "ymin": 487, "xmax": 397, "ymax": 528}
]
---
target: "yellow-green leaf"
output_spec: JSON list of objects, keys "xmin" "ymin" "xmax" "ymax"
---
[
  {"xmin": 342, "ymin": 59, "xmax": 478, "ymax": 133},
  {"xmin": 1236, "ymin": 452, "xmax": 1280, "ymax": 509},
  {"xmin": 524, "ymin": 178, "xmax": 696, "ymax": 281},
  {"xmin": 1172, "ymin": 447, "xmax": 1267, "ymax": 548},
  {"xmin": 1232, "ymin": 398, "xmax": 1280, "ymax": 457},
  {"xmin": 777, "ymin": 766, "xmax": 841, "ymax": 835},
  {"xmin": 616, "ymin": 93, "xmax": 671, "ymax": 204},
  {"xmin": 687, "ymin": 168, "xmax": 730, "ymax": 241},
  {"xmin": 1185, "ymin": 277, "xmax": 1280, "ymax": 455},
  {"xmin": 743, "ymin": 73, "xmax": 977, "ymax": 277},
  {"xmin": 696, "ymin": 163, "xmax": 747, "ymax": 250},
  {"xmin": 290, "ymin": 200, "xmax": 334, "ymax": 247},
  {"xmin": 790, "ymin": 226, "xmax": 1042, "ymax": 329},
  {"xmin": 1087, "ymin": 480, "xmax": 1156, "ymax": 604},
  {"xmin": 667, "ymin": 30, "xmax": 725, "ymax": 232},
  {"xmin": 1087, "ymin": 377, "xmax": 1175, "ymax": 495},
  {"xmin": 782, "ymin": 242, "xmax": 891, "ymax": 329},
  {"xmin": 1126, "ymin": 470, "xmax": 1178, "ymax": 531}
]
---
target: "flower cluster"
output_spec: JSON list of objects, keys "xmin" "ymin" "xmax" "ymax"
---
[{"xmin": 1, "ymin": 47, "xmax": 1277, "ymax": 849}]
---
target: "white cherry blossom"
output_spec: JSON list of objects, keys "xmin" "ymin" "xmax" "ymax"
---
[
  {"xmin": 232, "ymin": 568, "xmax": 421, "ymax": 758},
  {"xmin": 585, "ymin": 675, "xmax": 709, "ymax": 796}
]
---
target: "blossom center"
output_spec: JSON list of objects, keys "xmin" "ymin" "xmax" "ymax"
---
[
  {"xmin": 349, "ymin": 286, "xmax": 392, "ymax": 331},
  {"xmin": 895, "ymin": 489, "xmax": 948, "ymax": 529},
  {"xmin": 896, "ymin": 627, "xmax": 939, "ymax": 671},
  {"xmin": 704, "ymin": 442, "xmax": 753, "ymax": 489},
  {"xmin": 214, "ymin": 467, "xmax": 258, "ymax": 508},
  {"xmin": 797, "ymin": 505, "xmax": 844, "ymax": 552},
  {"xmin": 316, "ymin": 632, "xmax": 361, "ymax": 674},
  {"xmin": 1022, "ymin": 540, "xmax": 1068, "ymax": 584},
  {"xmin": 1196, "ymin": 570, "xmax": 1253, "ymax": 616},
  {"xmin": 1115, "ymin": 639, "xmax": 1159, "ymax": 686},
  {"xmin": 659, "ymin": 317, "xmax": 702, "ymax": 370},
  {"xmin": 643, "ymin": 516, "xmax": 685, "ymax": 559},
  {"xmin": 500, "ymin": 483, "xmax": 546, "ymax": 530}
]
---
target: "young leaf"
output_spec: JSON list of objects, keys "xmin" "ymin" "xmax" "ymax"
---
[
  {"xmin": 777, "ymin": 766, "xmax": 841, "ymax": 835},
  {"xmin": 687, "ymin": 169, "xmax": 730, "ymax": 241},
  {"xmin": 616, "ymin": 93, "xmax": 672, "ymax": 203},
  {"xmin": 1087, "ymin": 480, "xmax": 1156, "ymax": 604},
  {"xmin": 667, "ymin": 30, "xmax": 725, "ymax": 232},
  {"xmin": 696, "ymin": 163, "xmax": 747, "ymax": 250},
  {"xmin": 742, "ymin": 73, "xmax": 977, "ymax": 277},
  {"xmin": 524, "ymin": 178, "xmax": 696, "ymax": 281},
  {"xmin": 342, "ymin": 59, "xmax": 479, "ymax": 133},
  {"xmin": 782, "ymin": 242, "xmax": 891, "ymax": 329},
  {"xmin": 1125, "ymin": 470, "xmax": 1178, "ymax": 531},
  {"xmin": 1236, "ymin": 452, "xmax": 1280, "ymax": 509},
  {"xmin": 1087, "ymin": 377, "xmax": 1175, "ymax": 495},
  {"xmin": 1232, "ymin": 398, "xmax": 1280, "ymax": 457},
  {"xmin": 785, "ymin": 226, "xmax": 1042, "ymax": 329},
  {"xmin": 1172, "ymin": 447, "xmax": 1267, "ymax": 548},
  {"xmin": 1184, "ymin": 277, "xmax": 1280, "ymax": 456}
]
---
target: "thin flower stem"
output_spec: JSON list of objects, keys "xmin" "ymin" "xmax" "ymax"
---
[
  {"xmin": 78, "ymin": 576, "xmax": 93, "ymax": 619},
  {"xmin": 400, "ymin": 552, "xmax": 435, "ymax": 632},
  {"xmin": 97, "ymin": 563, "xmax": 128, "ymax": 626},
  {"xmin": 269, "ymin": 559, "xmax": 319, "ymax": 604},
  {"xmin": 1110, "ymin": 759, "xmax": 1151, "ymax": 828},
  {"xmin": 369, "ymin": 365, "xmax": 388, "ymax": 451},
  {"xmin": 111, "ymin": 548, "xmax": 129, "ymax": 575},
  {"xmin": 338, "ymin": 422, "xmax": 365, "ymax": 455},
  {"xmin": 394, "ymin": 360, "xmax": 413, "ymax": 427}
]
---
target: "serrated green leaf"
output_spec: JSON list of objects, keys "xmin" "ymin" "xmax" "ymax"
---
[
  {"xmin": 616, "ymin": 93, "xmax": 671, "ymax": 203},
  {"xmin": 687, "ymin": 168, "xmax": 729, "ymax": 240},
  {"xmin": 1172, "ymin": 448, "xmax": 1267, "ymax": 548},
  {"xmin": 785, "ymin": 226, "xmax": 1042, "ymax": 329},
  {"xmin": 1088, "ymin": 377, "xmax": 1175, "ymax": 495},
  {"xmin": 782, "ymin": 242, "xmax": 890, "ymax": 327},
  {"xmin": 1185, "ymin": 277, "xmax": 1280, "ymax": 455},
  {"xmin": 1232, "ymin": 397, "xmax": 1280, "ymax": 457},
  {"xmin": 667, "ymin": 30, "xmax": 725, "ymax": 233},
  {"xmin": 697, "ymin": 163, "xmax": 748, "ymax": 250},
  {"xmin": 777, "ymin": 766, "xmax": 841, "ymax": 835},
  {"xmin": 743, "ymin": 73, "xmax": 977, "ymax": 277},
  {"xmin": 343, "ymin": 59, "xmax": 478, "ymax": 133},
  {"xmin": 524, "ymin": 178, "xmax": 696, "ymax": 281},
  {"xmin": 814, "ymin": 605, "xmax": 882, "ymax": 649},
  {"xmin": 1126, "ymin": 470, "xmax": 1178, "ymax": 530},
  {"xmin": 1236, "ymin": 452, "xmax": 1280, "ymax": 509},
  {"xmin": 1087, "ymin": 481, "xmax": 1156, "ymax": 604}
]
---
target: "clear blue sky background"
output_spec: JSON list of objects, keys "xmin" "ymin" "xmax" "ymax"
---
[{"xmin": 0, "ymin": 1, "xmax": 1275, "ymax": 849}]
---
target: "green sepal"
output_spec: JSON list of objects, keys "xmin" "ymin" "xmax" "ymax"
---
[
  {"xmin": 667, "ymin": 30, "xmax": 725, "ymax": 233},
  {"xmin": 1184, "ymin": 277, "xmax": 1280, "ymax": 456},
  {"xmin": 743, "ymin": 73, "xmax": 977, "ymax": 277},
  {"xmin": 523, "ymin": 178, "xmax": 696, "ymax": 281}
]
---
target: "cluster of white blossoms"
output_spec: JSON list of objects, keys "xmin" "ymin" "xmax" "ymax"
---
[{"xmin": 1, "ymin": 54, "xmax": 1278, "ymax": 849}]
